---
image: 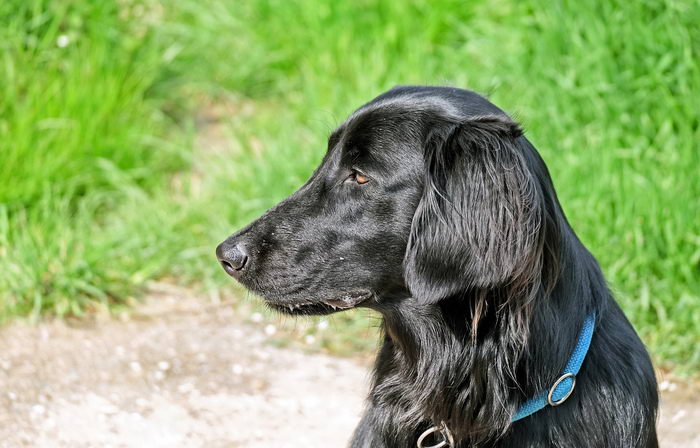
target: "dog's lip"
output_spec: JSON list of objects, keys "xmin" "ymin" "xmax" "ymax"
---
[
  {"xmin": 267, "ymin": 291, "xmax": 373, "ymax": 313},
  {"xmin": 321, "ymin": 291, "xmax": 373, "ymax": 309}
]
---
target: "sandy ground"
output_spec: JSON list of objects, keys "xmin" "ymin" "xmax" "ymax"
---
[{"xmin": 0, "ymin": 286, "xmax": 697, "ymax": 448}]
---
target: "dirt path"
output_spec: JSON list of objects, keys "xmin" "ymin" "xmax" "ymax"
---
[{"xmin": 0, "ymin": 286, "xmax": 697, "ymax": 447}]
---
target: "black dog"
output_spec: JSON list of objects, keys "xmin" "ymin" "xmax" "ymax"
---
[{"xmin": 216, "ymin": 86, "xmax": 658, "ymax": 447}]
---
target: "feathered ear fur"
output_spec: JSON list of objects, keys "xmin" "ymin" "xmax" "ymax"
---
[{"xmin": 404, "ymin": 115, "xmax": 546, "ymax": 310}]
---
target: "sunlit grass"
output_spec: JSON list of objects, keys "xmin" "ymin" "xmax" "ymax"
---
[{"xmin": 1, "ymin": 0, "xmax": 698, "ymax": 373}]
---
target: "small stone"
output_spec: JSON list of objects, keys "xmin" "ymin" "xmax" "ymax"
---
[
  {"xmin": 177, "ymin": 383, "xmax": 194, "ymax": 394},
  {"xmin": 659, "ymin": 379, "xmax": 679, "ymax": 392},
  {"xmin": 251, "ymin": 312, "xmax": 263, "ymax": 323},
  {"xmin": 671, "ymin": 409, "xmax": 687, "ymax": 422},
  {"xmin": 232, "ymin": 364, "xmax": 244, "ymax": 375},
  {"xmin": 157, "ymin": 361, "xmax": 171, "ymax": 371},
  {"xmin": 304, "ymin": 335, "xmax": 316, "ymax": 345},
  {"xmin": 264, "ymin": 324, "xmax": 276, "ymax": 336},
  {"xmin": 129, "ymin": 361, "xmax": 143, "ymax": 374},
  {"xmin": 317, "ymin": 320, "xmax": 329, "ymax": 331}
]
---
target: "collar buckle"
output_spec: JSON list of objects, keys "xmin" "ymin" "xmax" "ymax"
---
[
  {"xmin": 417, "ymin": 421, "xmax": 454, "ymax": 448},
  {"xmin": 547, "ymin": 372, "xmax": 576, "ymax": 406}
]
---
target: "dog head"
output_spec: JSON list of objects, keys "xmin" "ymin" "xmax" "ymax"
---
[{"xmin": 217, "ymin": 86, "xmax": 558, "ymax": 316}]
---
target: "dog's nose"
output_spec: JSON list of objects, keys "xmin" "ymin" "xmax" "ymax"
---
[{"xmin": 216, "ymin": 241, "xmax": 249, "ymax": 278}]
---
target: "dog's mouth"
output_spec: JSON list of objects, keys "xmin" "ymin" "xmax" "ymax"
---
[{"xmin": 266, "ymin": 291, "xmax": 373, "ymax": 315}]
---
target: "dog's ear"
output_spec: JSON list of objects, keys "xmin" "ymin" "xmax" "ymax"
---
[{"xmin": 404, "ymin": 115, "xmax": 545, "ymax": 304}]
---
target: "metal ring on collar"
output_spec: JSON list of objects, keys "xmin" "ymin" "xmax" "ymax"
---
[
  {"xmin": 547, "ymin": 372, "xmax": 576, "ymax": 406},
  {"xmin": 417, "ymin": 421, "xmax": 454, "ymax": 448}
]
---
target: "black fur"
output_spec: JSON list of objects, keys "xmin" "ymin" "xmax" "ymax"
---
[{"xmin": 217, "ymin": 86, "xmax": 658, "ymax": 447}]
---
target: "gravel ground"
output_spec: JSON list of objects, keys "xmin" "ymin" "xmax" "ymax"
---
[{"xmin": 0, "ymin": 285, "xmax": 697, "ymax": 447}]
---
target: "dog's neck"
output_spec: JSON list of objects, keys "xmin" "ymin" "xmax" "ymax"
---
[
  {"xmin": 372, "ymin": 250, "xmax": 603, "ymax": 444},
  {"xmin": 375, "ymin": 296, "xmax": 523, "ymax": 443}
]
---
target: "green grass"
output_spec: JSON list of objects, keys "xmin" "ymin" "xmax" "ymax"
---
[
  {"xmin": 0, "ymin": 0, "xmax": 191, "ymax": 316},
  {"xmin": 1, "ymin": 0, "xmax": 698, "ymax": 373}
]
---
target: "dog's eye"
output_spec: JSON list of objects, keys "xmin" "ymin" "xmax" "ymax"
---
[{"xmin": 347, "ymin": 170, "xmax": 369, "ymax": 185}]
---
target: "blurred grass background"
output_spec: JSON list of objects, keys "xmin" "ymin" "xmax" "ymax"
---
[{"xmin": 0, "ymin": 0, "xmax": 698, "ymax": 373}]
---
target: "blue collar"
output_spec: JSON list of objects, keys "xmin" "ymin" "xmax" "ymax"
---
[
  {"xmin": 512, "ymin": 313, "xmax": 596, "ymax": 422},
  {"xmin": 417, "ymin": 314, "xmax": 597, "ymax": 447}
]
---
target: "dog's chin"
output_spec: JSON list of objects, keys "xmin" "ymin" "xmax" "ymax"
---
[{"xmin": 265, "ymin": 291, "xmax": 373, "ymax": 315}]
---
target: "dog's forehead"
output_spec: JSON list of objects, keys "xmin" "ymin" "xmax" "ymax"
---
[
  {"xmin": 326, "ymin": 96, "xmax": 445, "ymax": 164},
  {"xmin": 323, "ymin": 87, "xmax": 512, "ymax": 175},
  {"xmin": 328, "ymin": 86, "xmax": 509, "ymax": 153},
  {"xmin": 326, "ymin": 111, "xmax": 418, "ymax": 171}
]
